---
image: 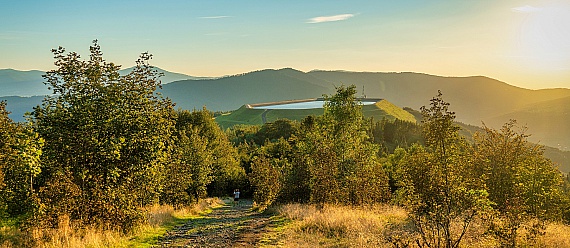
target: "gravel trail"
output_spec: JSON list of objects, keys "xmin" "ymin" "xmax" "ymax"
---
[{"xmin": 157, "ymin": 199, "xmax": 276, "ymax": 247}]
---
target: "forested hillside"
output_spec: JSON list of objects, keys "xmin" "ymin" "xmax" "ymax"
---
[
  {"xmin": 164, "ymin": 69, "xmax": 570, "ymax": 149},
  {"xmin": 3, "ymin": 67, "xmax": 569, "ymax": 150},
  {"xmin": 160, "ymin": 68, "xmax": 332, "ymax": 111}
]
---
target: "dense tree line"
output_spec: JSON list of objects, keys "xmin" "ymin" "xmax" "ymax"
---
[{"xmin": 1, "ymin": 42, "xmax": 570, "ymax": 247}]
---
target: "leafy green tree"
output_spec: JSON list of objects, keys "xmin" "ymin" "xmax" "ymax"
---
[
  {"xmin": 0, "ymin": 102, "xmax": 15, "ymax": 214},
  {"xmin": 472, "ymin": 120, "xmax": 563, "ymax": 247},
  {"xmin": 253, "ymin": 119, "xmax": 299, "ymax": 145},
  {"xmin": 0, "ymin": 101, "xmax": 12, "ymax": 197},
  {"xmin": 370, "ymin": 118, "xmax": 423, "ymax": 153},
  {"xmin": 227, "ymin": 124, "xmax": 260, "ymax": 146},
  {"xmin": 0, "ymin": 102, "xmax": 44, "ymax": 216},
  {"xmin": 162, "ymin": 108, "xmax": 245, "ymax": 205},
  {"xmin": 33, "ymin": 40, "xmax": 175, "ymax": 230},
  {"xmin": 3, "ymin": 123, "xmax": 43, "ymax": 216},
  {"xmin": 299, "ymin": 85, "xmax": 390, "ymax": 206},
  {"xmin": 162, "ymin": 125, "xmax": 212, "ymax": 206},
  {"xmin": 249, "ymin": 136, "xmax": 310, "ymax": 207},
  {"xmin": 398, "ymin": 91, "xmax": 491, "ymax": 248},
  {"xmin": 249, "ymin": 153, "xmax": 284, "ymax": 208},
  {"xmin": 179, "ymin": 109, "xmax": 246, "ymax": 198}
]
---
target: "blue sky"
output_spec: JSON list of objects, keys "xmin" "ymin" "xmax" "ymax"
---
[{"xmin": 1, "ymin": 0, "xmax": 570, "ymax": 89}]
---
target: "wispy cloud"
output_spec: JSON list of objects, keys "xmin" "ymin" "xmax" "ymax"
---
[
  {"xmin": 198, "ymin": 16, "xmax": 231, "ymax": 19},
  {"xmin": 512, "ymin": 5, "xmax": 541, "ymax": 13},
  {"xmin": 307, "ymin": 14, "xmax": 354, "ymax": 24}
]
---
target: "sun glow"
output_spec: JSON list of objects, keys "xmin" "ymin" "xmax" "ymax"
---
[{"xmin": 513, "ymin": 2, "xmax": 570, "ymax": 71}]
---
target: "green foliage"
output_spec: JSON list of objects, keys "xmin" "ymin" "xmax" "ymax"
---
[
  {"xmin": 227, "ymin": 124, "xmax": 260, "ymax": 146},
  {"xmin": 3, "ymin": 124, "xmax": 43, "ymax": 217},
  {"xmin": 472, "ymin": 120, "xmax": 563, "ymax": 247},
  {"xmin": 0, "ymin": 101, "xmax": 12, "ymax": 196},
  {"xmin": 297, "ymin": 85, "xmax": 390, "ymax": 206},
  {"xmin": 398, "ymin": 91, "xmax": 492, "ymax": 248},
  {"xmin": 0, "ymin": 102, "xmax": 44, "ymax": 217},
  {"xmin": 250, "ymin": 153, "xmax": 284, "ymax": 208},
  {"xmin": 369, "ymin": 118, "xmax": 423, "ymax": 154},
  {"xmin": 253, "ymin": 119, "xmax": 299, "ymax": 145},
  {"xmin": 162, "ymin": 124, "xmax": 211, "ymax": 206},
  {"xmin": 161, "ymin": 108, "xmax": 248, "ymax": 206},
  {"xmin": 32, "ymin": 41, "xmax": 175, "ymax": 230}
]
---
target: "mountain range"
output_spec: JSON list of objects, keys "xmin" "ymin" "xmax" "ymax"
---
[
  {"xmin": 0, "ymin": 67, "xmax": 206, "ymax": 97},
  {"xmin": 1, "ymin": 67, "xmax": 569, "ymax": 151}
]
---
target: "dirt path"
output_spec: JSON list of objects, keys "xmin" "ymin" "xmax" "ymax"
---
[
  {"xmin": 261, "ymin": 109, "xmax": 269, "ymax": 124},
  {"xmin": 156, "ymin": 199, "xmax": 277, "ymax": 247}
]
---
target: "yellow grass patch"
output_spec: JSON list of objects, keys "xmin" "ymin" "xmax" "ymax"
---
[
  {"xmin": 274, "ymin": 204, "xmax": 570, "ymax": 248},
  {"xmin": 276, "ymin": 203, "xmax": 409, "ymax": 247},
  {"xmin": 0, "ymin": 198, "xmax": 222, "ymax": 248}
]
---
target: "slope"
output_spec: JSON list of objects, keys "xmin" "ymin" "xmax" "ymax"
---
[
  {"xmin": 119, "ymin": 66, "xmax": 210, "ymax": 83},
  {"xmin": 0, "ymin": 69, "xmax": 49, "ymax": 97},
  {"xmin": 0, "ymin": 96, "xmax": 44, "ymax": 121},
  {"xmin": 215, "ymin": 98, "xmax": 416, "ymax": 130},
  {"xmin": 307, "ymin": 71, "xmax": 570, "ymax": 125},
  {"xmin": 0, "ymin": 67, "xmax": 202, "ymax": 98},
  {"xmin": 160, "ymin": 68, "xmax": 332, "ymax": 111},
  {"xmin": 487, "ymin": 96, "xmax": 570, "ymax": 151}
]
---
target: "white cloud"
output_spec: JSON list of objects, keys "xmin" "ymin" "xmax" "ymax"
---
[
  {"xmin": 512, "ymin": 5, "xmax": 541, "ymax": 13},
  {"xmin": 198, "ymin": 16, "xmax": 231, "ymax": 19},
  {"xmin": 307, "ymin": 14, "xmax": 354, "ymax": 24}
]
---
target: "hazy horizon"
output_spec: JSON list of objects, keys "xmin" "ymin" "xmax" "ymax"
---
[{"xmin": 1, "ymin": 0, "xmax": 569, "ymax": 90}]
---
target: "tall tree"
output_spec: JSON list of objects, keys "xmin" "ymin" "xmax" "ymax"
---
[
  {"xmin": 0, "ymin": 101, "xmax": 12, "ymax": 196},
  {"xmin": 33, "ymin": 40, "xmax": 175, "ymax": 230},
  {"xmin": 0, "ymin": 102, "xmax": 44, "ymax": 216},
  {"xmin": 299, "ymin": 85, "xmax": 389, "ymax": 206},
  {"xmin": 472, "ymin": 120, "xmax": 563, "ymax": 247},
  {"xmin": 179, "ymin": 109, "xmax": 246, "ymax": 198},
  {"xmin": 399, "ymin": 91, "xmax": 491, "ymax": 248}
]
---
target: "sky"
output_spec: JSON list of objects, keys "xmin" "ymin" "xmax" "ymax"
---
[{"xmin": 1, "ymin": 0, "xmax": 570, "ymax": 89}]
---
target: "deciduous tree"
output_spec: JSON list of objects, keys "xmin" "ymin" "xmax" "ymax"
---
[
  {"xmin": 472, "ymin": 120, "xmax": 563, "ymax": 247},
  {"xmin": 33, "ymin": 40, "xmax": 175, "ymax": 230},
  {"xmin": 399, "ymin": 91, "xmax": 491, "ymax": 248}
]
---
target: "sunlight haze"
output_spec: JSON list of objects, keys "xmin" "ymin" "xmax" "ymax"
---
[{"xmin": 1, "ymin": 0, "xmax": 569, "ymax": 89}]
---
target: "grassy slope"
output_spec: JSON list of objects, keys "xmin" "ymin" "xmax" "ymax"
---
[
  {"xmin": 364, "ymin": 99, "xmax": 417, "ymax": 123},
  {"xmin": 215, "ymin": 99, "xmax": 417, "ymax": 130},
  {"xmin": 0, "ymin": 199, "xmax": 222, "ymax": 247},
  {"xmin": 215, "ymin": 106, "xmax": 266, "ymax": 129}
]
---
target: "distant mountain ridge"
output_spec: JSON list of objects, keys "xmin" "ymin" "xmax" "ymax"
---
[
  {"xmin": 1, "ymin": 67, "xmax": 569, "ymax": 150},
  {"xmin": 0, "ymin": 67, "xmax": 206, "ymax": 97},
  {"xmin": 0, "ymin": 69, "xmax": 49, "ymax": 96}
]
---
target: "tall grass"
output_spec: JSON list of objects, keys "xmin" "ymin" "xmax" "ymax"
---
[
  {"xmin": 275, "ymin": 204, "xmax": 570, "ymax": 248},
  {"xmin": 0, "ymin": 198, "xmax": 221, "ymax": 248},
  {"xmin": 276, "ymin": 203, "xmax": 409, "ymax": 247}
]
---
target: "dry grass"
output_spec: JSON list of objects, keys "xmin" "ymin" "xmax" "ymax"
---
[
  {"xmin": 538, "ymin": 222, "xmax": 570, "ymax": 247},
  {"xmin": 276, "ymin": 203, "xmax": 409, "ymax": 247},
  {"xmin": 275, "ymin": 204, "xmax": 570, "ymax": 248},
  {"xmin": 0, "ymin": 198, "xmax": 222, "ymax": 248}
]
